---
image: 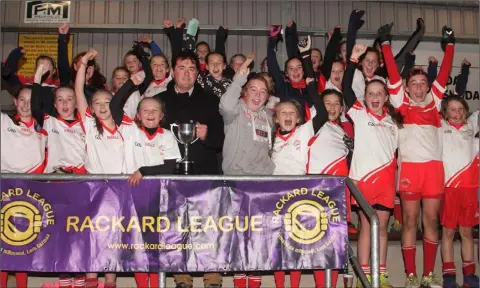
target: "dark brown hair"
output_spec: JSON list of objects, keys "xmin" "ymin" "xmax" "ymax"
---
[
  {"xmin": 72, "ymin": 52, "xmax": 107, "ymax": 89},
  {"xmin": 134, "ymin": 97, "xmax": 167, "ymax": 128},
  {"xmin": 321, "ymin": 89, "xmax": 344, "ymax": 126},
  {"xmin": 173, "ymin": 50, "xmax": 200, "ymax": 71},
  {"xmin": 150, "ymin": 55, "xmax": 170, "ymax": 69},
  {"xmin": 35, "ymin": 55, "xmax": 58, "ymax": 81},
  {"xmin": 11, "ymin": 86, "xmax": 33, "ymax": 126},
  {"xmin": 441, "ymin": 94, "xmax": 470, "ymax": 121},
  {"xmin": 90, "ymin": 90, "xmax": 112, "ymax": 135},
  {"xmin": 406, "ymin": 68, "xmax": 429, "ymax": 85},
  {"xmin": 365, "ymin": 79, "xmax": 404, "ymax": 128}
]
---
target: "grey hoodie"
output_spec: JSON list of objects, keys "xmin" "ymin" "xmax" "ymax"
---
[{"xmin": 219, "ymin": 75, "xmax": 275, "ymax": 175}]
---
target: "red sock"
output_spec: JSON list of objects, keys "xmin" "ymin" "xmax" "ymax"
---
[
  {"xmin": 402, "ymin": 246, "xmax": 417, "ymax": 275},
  {"xmin": 248, "ymin": 275, "xmax": 261, "ymax": 288},
  {"xmin": 313, "ymin": 270, "xmax": 339, "ymax": 287},
  {"xmin": 149, "ymin": 273, "xmax": 159, "ymax": 288},
  {"xmin": 273, "ymin": 271, "xmax": 285, "ymax": 288},
  {"xmin": 423, "ymin": 238, "xmax": 438, "ymax": 277},
  {"xmin": 393, "ymin": 198, "xmax": 402, "ymax": 224},
  {"xmin": 331, "ymin": 270, "xmax": 339, "ymax": 287},
  {"xmin": 290, "ymin": 271, "xmax": 301, "ymax": 288},
  {"xmin": 442, "ymin": 262, "xmax": 456, "ymax": 275},
  {"xmin": 233, "ymin": 274, "xmax": 246, "ymax": 288},
  {"xmin": 134, "ymin": 273, "xmax": 149, "ymax": 288},
  {"xmin": 59, "ymin": 276, "xmax": 72, "ymax": 288},
  {"xmin": 313, "ymin": 270, "xmax": 325, "ymax": 288},
  {"xmin": 361, "ymin": 265, "xmax": 370, "ymax": 276},
  {"xmin": 1, "ymin": 272, "xmax": 8, "ymax": 288},
  {"xmin": 86, "ymin": 278, "xmax": 98, "ymax": 288},
  {"xmin": 380, "ymin": 264, "xmax": 386, "ymax": 274},
  {"xmin": 73, "ymin": 276, "xmax": 86, "ymax": 288},
  {"xmin": 15, "ymin": 272, "xmax": 27, "ymax": 288},
  {"xmin": 104, "ymin": 282, "xmax": 117, "ymax": 288},
  {"xmin": 463, "ymin": 261, "xmax": 475, "ymax": 276}
]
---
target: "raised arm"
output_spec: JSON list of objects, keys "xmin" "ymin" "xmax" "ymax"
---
[
  {"xmin": 215, "ymin": 26, "xmax": 228, "ymax": 55},
  {"xmin": 163, "ymin": 18, "xmax": 185, "ymax": 62},
  {"xmin": 400, "ymin": 53, "xmax": 416, "ymax": 79},
  {"xmin": 130, "ymin": 42, "xmax": 152, "ymax": 95},
  {"xmin": 138, "ymin": 35, "xmax": 164, "ymax": 56},
  {"xmin": 427, "ymin": 57, "xmax": 438, "ymax": 85},
  {"xmin": 74, "ymin": 49, "xmax": 97, "ymax": 121},
  {"xmin": 219, "ymin": 55, "xmax": 253, "ymax": 123},
  {"xmin": 454, "ymin": 59, "xmax": 470, "ymax": 96},
  {"xmin": 321, "ymin": 26, "xmax": 342, "ymax": 80},
  {"xmin": 182, "ymin": 18, "xmax": 199, "ymax": 53},
  {"xmin": 343, "ymin": 44, "xmax": 367, "ymax": 109},
  {"xmin": 110, "ymin": 74, "xmax": 141, "ymax": 126},
  {"xmin": 31, "ymin": 64, "xmax": 51, "ymax": 127},
  {"xmin": 285, "ymin": 20, "xmax": 299, "ymax": 59},
  {"xmin": 58, "ymin": 24, "xmax": 73, "ymax": 86},
  {"xmin": 394, "ymin": 18, "xmax": 425, "ymax": 73},
  {"xmin": 3, "ymin": 47, "xmax": 24, "ymax": 86},
  {"xmin": 346, "ymin": 10, "xmax": 365, "ymax": 61},
  {"xmin": 267, "ymin": 25, "xmax": 286, "ymax": 98},
  {"xmin": 433, "ymin": 26, "xmax": 455, "ymax": 91}
]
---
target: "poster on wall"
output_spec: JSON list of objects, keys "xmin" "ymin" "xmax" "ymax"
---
[
  {"xmin": 25, "ymin": 1, "xmax": 71, "ymax": 23},
  {"xmin": 17, "ymin": 34, "xmax": 73, "ymax": 78}
]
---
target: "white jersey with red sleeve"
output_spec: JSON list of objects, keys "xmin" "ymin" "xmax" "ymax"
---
[
  {"xmin": 306, "ymin": 121, "xmax": 349, "ymax": 175},
  {"xmin": 1, "ymin": 113, "xmax": 46, "ymax": 173},
  {"xmin": 142, "ymin": 75, "xmax": 173, "ymax": 98},
  {"xmin": 82, "ymin": 109, "xmax": 127, "ymax": 174},
  {"xmin": 272, "ymin": 122, "xmax": 314, "ymax": 175},
  {"xmin": 122, "ymin": 91, "xmax": 141, "ymax": 120},
  {"xmin": 43, "ymin": 114, "xmax": 86, "ymax": 173},
  {"xmin": 122, "ymin": 122, "xmax": 181, "ymax": 174},
  {"xmin": 384, "ymin": 43, "xmax": 454, "ymax": 164},
  {"xmin": 442, "ymin": 110, "xmax": 479, "ymax": 188},
  {"xmin": 347, "ymin": 101, "xmax": 398, "ymax": 182}
]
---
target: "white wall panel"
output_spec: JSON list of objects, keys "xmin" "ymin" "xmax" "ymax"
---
[{"xmin": 1, "ymin": 0, "xmax": 478, "ymax": 105}]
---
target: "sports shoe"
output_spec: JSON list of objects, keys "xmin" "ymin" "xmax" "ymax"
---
[
  {"xmin": 380, "ymin": 273, "xmax": 393, "ymax": 288},
  {"xmin": 176, "ymin": 283, "xmax": 193, "ymax": 288},
  {"xmin": 442, "ymin": 274, "xmax": 457, "ymax": 288},
  {"xmin": 348, "ymin": 222, "xmax": 359, "ymax": 234},
  {"xmin": 405, "ymin": 273, "xmax": 420, "ymax": 288},
  {"xmin": 421, "ymin": 272, "xmax": 442, "ymax": 288},
  {"xmin": 205, "ymin": 285, "xmax": 222, "ymax": 288},
  {"xmin": 464, "ymin": 274, "xmax": 479, "ymax": 288},
  {"xmin": 356, "ymin": 274, "xmax": 371, "ymax": 288}
]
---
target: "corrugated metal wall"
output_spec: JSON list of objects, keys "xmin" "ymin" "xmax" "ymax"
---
[{"xmin": 1, "ymin": 1, "xmax": 478, "ymax": 83}]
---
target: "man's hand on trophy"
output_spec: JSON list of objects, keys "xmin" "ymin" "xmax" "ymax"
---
[{"xmin": 196, "ymin": 122, "xmax": 208, "ymax": 140}]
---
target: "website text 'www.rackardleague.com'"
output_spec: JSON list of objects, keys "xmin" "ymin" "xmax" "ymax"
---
[{"xmin": 107, "ymin": 243, "xmax": 216, "ymax": 250}]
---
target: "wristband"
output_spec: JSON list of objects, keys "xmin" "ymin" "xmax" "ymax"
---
[{"xmin": 350, "ymin": 57, "xmax": 359, "ymax": 63}]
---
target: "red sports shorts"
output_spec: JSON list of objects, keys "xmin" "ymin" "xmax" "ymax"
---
[
  {"xmin": 398, "ymin": 161, "xmax": 444, "ymax": 201},
  {"xmin": 440, "ymin": 187, "xmax": 479, "ymax": 229}
]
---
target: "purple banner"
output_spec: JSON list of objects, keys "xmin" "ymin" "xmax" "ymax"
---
[{"xmin": 0, "ymin": 177, "xmax": 348, "ymax": 272}]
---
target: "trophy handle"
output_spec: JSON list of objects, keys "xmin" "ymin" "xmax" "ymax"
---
[
  {"xmin": 170, "ymin": 123, "xmax": 182, "ymax": 144},
  {"xmin": 191, "ymin": 137, "xmax": 199, "ymax": 144}
]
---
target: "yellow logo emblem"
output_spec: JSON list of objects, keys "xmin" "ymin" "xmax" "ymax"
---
[
  {"xmin": 1, "ymin": 201, "xmax": 42, "ymax": 246},
  {"xmin": 284, "ymin": 200, "xmax": 328, "ymax": 245}
]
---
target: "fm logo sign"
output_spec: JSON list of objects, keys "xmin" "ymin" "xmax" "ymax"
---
[{"xmin": 25, "ymin": 1, "xmax": 71, "ymax": 23}]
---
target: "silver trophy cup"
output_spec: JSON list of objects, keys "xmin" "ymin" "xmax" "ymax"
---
[{"xmin": 171, "ymin": 123, "xmax": 199, "ymax": 175}]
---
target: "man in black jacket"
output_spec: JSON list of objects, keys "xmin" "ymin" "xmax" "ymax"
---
[
  {"xmin": 154, "ymin": 50, "xmax": 224, "ymax": 176},
  {"xmin": 154, "ymin": 51, "xmax": 224, "ymax": 288}
]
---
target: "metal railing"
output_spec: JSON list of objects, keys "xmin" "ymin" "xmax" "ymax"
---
[{"xmin": 0, "ymin": 173, "xmax": 379, "ymax": 288}]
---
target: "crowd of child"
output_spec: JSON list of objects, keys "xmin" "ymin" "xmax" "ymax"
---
[{"xmin": 0, "ymin": 8, "xmax": 478, "ymax": 288}]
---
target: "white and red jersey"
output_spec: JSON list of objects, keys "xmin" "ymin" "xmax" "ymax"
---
[
  {"xmin": 307, "ymin": 121, "xmax": 349, "ymax": 175},
  {"xmin": 122, "ymin": 90, "xmax": 141, "ymax": 120},
  {"xmin": 383, "ymin": 43, "xmax": 454, "ymax": 164},
  {"xmin": 272, "ymin": 122, "xmax": 314, "ymax": 175},
  {"xmin": 142, "ymin": 75, "xmax": 172, "ymax": 98},
  {"xmin": 1, "ymin": 113, "xmax": 46, "ymax": 173},
  {"xmin": 43, "ymin": 114, "xmax": 86, "ymax": 173},
  {"xmin": 82, "ymin": 109, "xmax": 126, "ymax": 174},
  {"xmin": 347, "ymin": 100, "xmax": 398, "ymax": 182},
  {"xmin": 122, "ymin": 123, "xmax": 181, "ymax": 174},
  {"xmin": 442, "ymin": 110, "xmax": 479, "ymax": 188},
  {"xmin": 388, "ymin": 79, "xmax": 444, "ymax": 163}
]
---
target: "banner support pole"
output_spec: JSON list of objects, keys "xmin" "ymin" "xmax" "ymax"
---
[
  {"xmin": 325, "ymin": 269, "xmax": 332, "ymax": 288},
  {"xmin": 159, "ymin": 272, "xmax": 166, "ymax": 288}
]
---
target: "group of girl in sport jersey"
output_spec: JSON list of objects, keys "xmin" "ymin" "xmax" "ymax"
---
[{"xmin": 1, "ymin": 7, "xmax": 478, "ymax": 288}]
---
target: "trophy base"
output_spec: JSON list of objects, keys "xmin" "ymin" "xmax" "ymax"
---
[{"xmin": 179, "ymin": 161, "xmax": 194, "ymax": 175}]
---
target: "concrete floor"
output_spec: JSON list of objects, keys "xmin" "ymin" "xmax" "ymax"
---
[{"xmin": 8, "ymin": 240, "xmax": 479, "ymax": 287}]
